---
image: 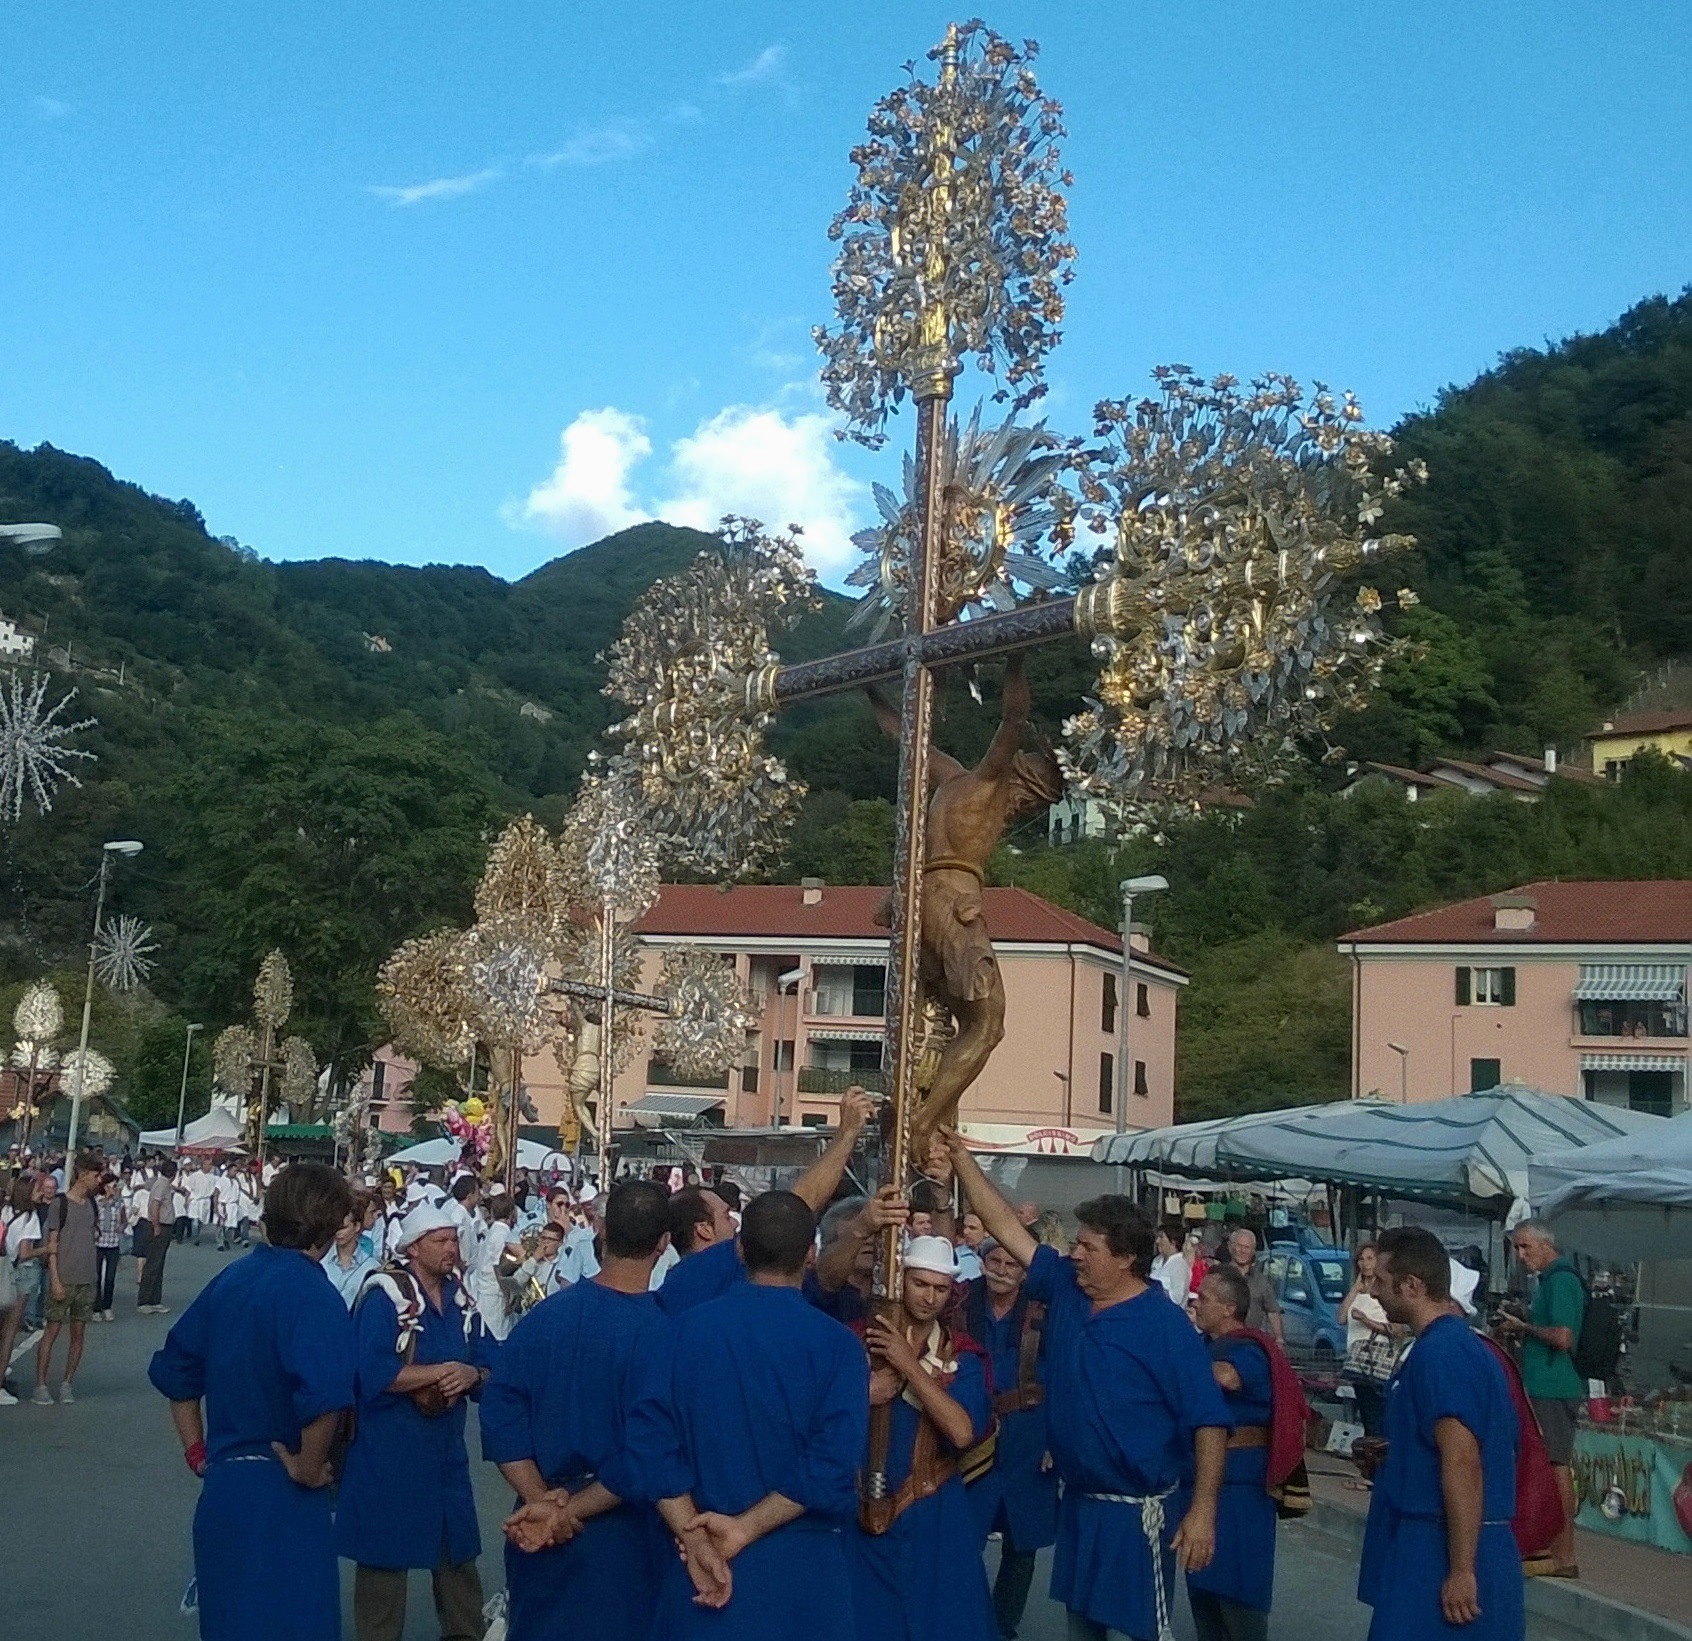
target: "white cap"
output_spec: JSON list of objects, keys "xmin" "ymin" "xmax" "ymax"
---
[
  {"xmin": 1449, "ymin": 1258, "xmax": 1480, "ymax": 1316},
  {"xmin": 396, "ymin": 1202, "xmax": 457, "ymax": 1253},
  {"xmin": 486, "ymin": 1182, "xmax": 508, "ymax": 1198},
  {"xmin": 578, "ymin": 1183, "xmax": 598, "ymax": 1203},
  {"xmin": 905, "ymin": 1235, "xmax": 957, "ymax": 1277}
]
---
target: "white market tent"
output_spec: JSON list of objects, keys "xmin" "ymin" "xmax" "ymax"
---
[
  {"xmin": 1530, "ymin": 1110, "xmax": 1692, "ymax": 1261},
  {"xmin": 138, "ymin": 1104, "xmax": 245, "ymax": 1151},
  {"xmin": 1094, "ymin": 1087, "xmax": 1666, "ymax": 1213},
  {"xmin": 386, "ymin": 1136, "xmax": 574, "ymax": 1174}
]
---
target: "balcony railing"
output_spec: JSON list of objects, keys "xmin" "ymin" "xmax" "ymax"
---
[
  {"xmin": 796, "ymin": 1066, "xmax": 887, "ymax": 1094},
  {"xmin": 804, "ymin": 990, "xmax": 887, "ymax": 1019},
  {"xmin": 645, "ymin": 1062, "xmax": 730, "ymax": 1091}
]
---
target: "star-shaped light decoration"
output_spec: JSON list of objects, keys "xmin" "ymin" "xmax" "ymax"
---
[
  {"xmin": 0, "ymin": 671, "xmax": 97, "ymax": 822},
  {"xmin": 94, "ymin": 914, "xmax": 158, "ymax": 992}
]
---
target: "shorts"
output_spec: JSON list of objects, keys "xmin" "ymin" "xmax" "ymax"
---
[
  {"xmin": 45, "ymin": 1282, "xmax": 96, "ymax": 1325},
  {"xmin": 1531, "ymin": 1396, "xmax": 1582, "ymax": 1465}
]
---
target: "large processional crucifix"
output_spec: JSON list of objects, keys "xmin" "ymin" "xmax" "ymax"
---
[{"xmin": 598, "ymin": 21, "xmax": 1425, "ymax": 1316}]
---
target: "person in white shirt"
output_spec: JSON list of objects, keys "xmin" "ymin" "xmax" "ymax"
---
[
  {"xmin": 444, "ymin": 1176, "xmax": 482, "ymax": 1274},
  {"xmin": 1150, "ymin": 1223, "xmax": 1193, "ymax": 1308},
  {"xmin": 466, "ymin": 1193, "xmax": 520, "ymax": 1340},
  {"xmin": 186, "ymin": 1164, "xmax": 217, "ymax": 1245},
  {"xmin": 212, "ymin": 1168, "xmax": 242, "ymax": 1251}
]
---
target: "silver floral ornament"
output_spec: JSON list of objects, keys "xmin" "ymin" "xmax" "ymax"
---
[
  {"xmin": 463, "ymin": 918, "xmax": 552, "ymax": 1053},
  {"xmin": 13, "ymin": 979, "xmax": 63, "ymax": 1044},
  {"xmin": 279, "ymin": 1036, "xmax": 318, "ymax": 1111},
  {"xmin": 653, "ymin": 949, "xmax": 757, "ymax": 1079},
  {"xmin": 213, "ymin": 1025, "xmax": 256, "ymax": 1099},
  {"xmin": 61, "ymin": 1045, "xmax": 114, "ymax": 1101}
]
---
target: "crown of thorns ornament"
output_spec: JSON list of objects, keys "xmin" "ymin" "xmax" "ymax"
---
[
  {"xmin": 847, "ymin": 406, "xmax": 1077, "ymax": 640},
  {"xmin": 815, "ymin": 21, "xmax": 1075, "ymax": 445}
]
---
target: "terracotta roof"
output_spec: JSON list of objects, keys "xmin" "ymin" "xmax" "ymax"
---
[
  {"xmin": 635, "ymin": 883, "xmax": 1186, "ymax": 974},
  {"xmin": 1589, "ymin": 708, "xmax": 1692, "ymax": 739},
  {"xmin": 1341, "ymin": 880, "xmax": 1692, "ymax": 945},
  {"xmin": 1362, "ymin": 761, "xmax": 1448, "ymax": 787},
  {"xmin": 1426, "ymin": 757, "xmax": 1545, "ymax": 794}
]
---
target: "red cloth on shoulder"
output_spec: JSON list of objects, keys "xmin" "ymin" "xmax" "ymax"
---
[{"xmin": 1235, "ymin": 1326, "xmax": 1312, "ymax": 1489}]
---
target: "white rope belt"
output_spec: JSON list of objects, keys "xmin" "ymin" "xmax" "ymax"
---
[{"xmin": 1081, "ymin": 1487, "xmax": 1178, "ymax": 1641}]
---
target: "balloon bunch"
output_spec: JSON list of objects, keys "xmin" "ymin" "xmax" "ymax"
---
[{"xmin": 443, "ymin": 1096, "xmax": 491, "ymax": 1159}]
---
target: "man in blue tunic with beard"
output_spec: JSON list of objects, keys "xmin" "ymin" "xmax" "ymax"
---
[
  {"xmin": 644, "ymin": 1189, "xmax": 870, "ymax": 1641},
  {"xmin": 946, "ymin": 1130, "xmax": 1230, "ymax": 1641},
  {"xmin": 1360, "ymin": 1226, "xmax": 1523, "ymax": 1641},
  {"xmin": 954, "ymin": 1238, "xmax": 1058, "ymax": 1640},
  {"xmin": 849, "ymin": 1233, "xmax": 997, "ymax": 1641},
  {"xmin": 149, "ymin": 1163, "xmax": 357, "ymax": 1641},
  {"xmin": 486, "ymin": 1180, "xmax": 692, "ymax": 1641},
  {"xmin": 335, "ymin": 1200, "xmax": 493, "ymax": 1641}
]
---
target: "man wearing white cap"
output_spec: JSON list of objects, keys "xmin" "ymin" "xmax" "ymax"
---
[
  {"xmin": 847, "ymin": 1233, "xmax": 996, "ymax": 1641},
  {"xmin": 335, "ymin": 1200, "xmax": 492, "ymax": 1641}
]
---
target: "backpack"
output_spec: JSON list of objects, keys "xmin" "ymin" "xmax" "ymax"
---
[
  {"xmin": 1478, "ymin": 1336, "xmax": 1564, "ymax": 1561},
  {"xmin": 1571, "ymin": 1282, "xmax": 1622, "ymax": 1383}
]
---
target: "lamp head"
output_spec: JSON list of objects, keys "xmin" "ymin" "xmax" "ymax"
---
[
  {"xmin": 1122, "ymin": 873, "xmax": 1168, "ymax": 895},
  {"xmin": 1387, "ymin": 1042, "xmax": 1410, "ymax": 1056},
  {"xmin": 104, "ymin": 840, "xmax": 144, "ymax": 857}
]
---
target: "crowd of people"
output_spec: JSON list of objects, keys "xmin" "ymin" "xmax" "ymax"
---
[{"xmin": 106, "ymin": 1083, "xmax": 1560, "ymax": 1641}]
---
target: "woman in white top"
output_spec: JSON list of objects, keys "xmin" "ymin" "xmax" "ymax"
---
[
  {"xmin": 0, "ymin": 1177, "xmax": 46, "ymax": 1405},
  {"xmin": 1338, "ymin": 1241, "xmax": 1393, "ymax": 1438}
]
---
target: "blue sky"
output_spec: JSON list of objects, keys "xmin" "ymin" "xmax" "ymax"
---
[{"xmin": 4, "ymin": 2, "xmax": 1690, "ymax": 587}]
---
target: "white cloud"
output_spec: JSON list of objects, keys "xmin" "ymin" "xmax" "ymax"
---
[
  {"xmin": 659, "ymin": 407, "xmax": 865, "ymax": 578},
  {"xmin": 718, "ymin": 45, "xmax": 788, "ymax": 87},
  {"xmin": 508, "ymin": 403, "xmax": 867, "ymax": 579},
  {"xmin": 30, "ymin": 95, "xmax": 69, "ymax": 120},
  {"xmin": 507, "ymin": 408, "xmax": 653, "ymax": 547},
  {"xmin": 368, "ymin": 167, "xmax": 502, "ymax": 207},
  {"xmin": 527, "ymin": 125, "xmax": 647, "ymax": 169}
]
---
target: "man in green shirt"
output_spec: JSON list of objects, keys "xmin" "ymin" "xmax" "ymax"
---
[{"xmin": 1500, "ymin": 1219, "xmax": 1584, "ymax": 1577}]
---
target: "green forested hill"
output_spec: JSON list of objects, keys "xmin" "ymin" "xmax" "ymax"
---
[{"xmin": 4, "ymin": 287, "xmax": 1692, "ymax": 1125}]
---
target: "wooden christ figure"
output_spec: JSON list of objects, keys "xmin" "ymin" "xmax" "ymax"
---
[{"xmin": 868, "ymin": 657, "xmax": 1062, "ymax": 1157}]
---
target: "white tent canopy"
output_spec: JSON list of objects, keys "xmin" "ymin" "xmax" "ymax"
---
[
  {"xmin": 385, "ymin": 1136, "xmax": 574, "ymax": 1174},
  {"xmin": 1530, "ymin": 1110, "xmax": 1692, "ymax": 1260},
  {"xmin": 139, "ymin": 1105, "xmax": 245, "ymax": 1151},
  {"xmin": 1095, "ymin": 1087, "xmax": 1665, "ymax": 1211}
]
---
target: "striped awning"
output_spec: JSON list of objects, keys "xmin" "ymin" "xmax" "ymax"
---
[
  {"xmin": 807, "ymin": 1025, "xmax": 884, "ymax": 1041},
  {"xmin": 623, "ymin": 1093, "xmax": 724, "ymax": 1119},
  {"xmin": 1574, "ymin": 964, "xmax": 1684, "ymax": 1002},
  {"xmin": 1580, "ymin": 1053, "xmax": 1686, "ymax": 1074}
]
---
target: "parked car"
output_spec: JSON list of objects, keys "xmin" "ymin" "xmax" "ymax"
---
[{"xmin": 1257, "ymin": 1245, "xmax": 1352, "ymax": 1363}]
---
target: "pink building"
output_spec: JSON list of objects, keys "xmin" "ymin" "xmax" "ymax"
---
[
  {"xmin": 359, "ymin": 882, "xmax": 1185, "ymax": 1156},
  {"xmin": 1340, "ymin": 880, "xmax": 1691, "ymax": 1115}
]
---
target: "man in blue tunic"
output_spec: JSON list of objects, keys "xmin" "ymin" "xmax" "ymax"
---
[
  {"xmin": 336, "ymin": 1200, "xmax": 492, "ymax": 1641},
  {"xmin": 946, "ymin": 1130, "xmax": 1230, "ymax": 1641},
  {"xmin": 1360, "ymin": 1226, "xmax": 1523, "ymax": 1641},
  {"xmin": 487, "ymin": 1180, "xmax": 700, "ymax": 1640},
  {"xmin": 808, "ymin": 1186, "xmax": 909, "ymax": 1327},
  {"xmin": 646, "ymin": 1189, "xmax": 871, "ymax": 1641},
  {"xmin": 656, "ymin": 1088, "xmax": 872, "ymax": 1317},
  {"xmin": 1187, "ymin": 1266, "xmax": 1278, "ymax": 1641},
  {"xmin": 953, "ymin": 1238, "xmax": 1058, "ymax": 1640},
  {"xmin": 849, "ymin": 1233, "xmax": 997, "ymax": 1641},
  {"xmin": 149, "ymin": 1163, "xmax": 357, "ymax": 1641}
]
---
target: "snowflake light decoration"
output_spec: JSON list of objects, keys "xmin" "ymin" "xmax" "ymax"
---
[
  {"xmin": 0, "ymin": 671, "xmax": 97, "ymax": 822},
  {"xmin": 814, "ymin": 21, "xmax": 1076, "ymax": 446},
  {"xmin": 61, "ymin": 1046, "xmax": 114, "ymax": 1101},
  {"xmin": 13, "ymin": 979, "xmax": 63, "ymax": 1044},
  {"xmin": 94, "ymin": 914, "xmax": 158, "ymax": 992},
  {"xmin": 653, "ymin": 949, "xmax": 758, "ymax": 1080}
]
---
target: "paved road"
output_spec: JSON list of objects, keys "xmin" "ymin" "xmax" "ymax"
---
[{"xmin": 4, "ymin": 1240, "xmax": 1375, "ymax": 1641}]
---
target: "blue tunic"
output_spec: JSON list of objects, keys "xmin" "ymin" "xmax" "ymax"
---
[
  {"xmin": 335, "ymin": 1273, "xmax": 485, "ymax": 1570},
  {"xmin": 641, "ymin": 1281, "xmax": 869, "ymax": 1641},
  {"xmin": 655, "ymin": 1236, "xmax": 744, "ymax": 1316},
  {"xmin": 480, "ymin": 1280, "xmax": 678, "ymax": 1641},
  {"xmin": 1187, "ymin": 1333, "xmax": 1276, "ymax": 1613},
  {"xmin": 803, "ymin": 1269, "xmax": 870, "ymax": 1329},
  {"xmin": 848, "ymin": 1338, "xmax": 997, "ymax": 1641},
  {"xmin": 148, "ymin": 1244, "xmax": 355, "ymax": 1641},
  {"xmin": 958, "ymin": 1280, "xmax": 1058, "ymax": 1552},
  {"xmin": 1025, "ymin": 1245, "xmax": 1232, "ymax": 1641},
  {"xmin": 1359, "ymin": 1315, "xmax": 1523, "ymax": 1641}
]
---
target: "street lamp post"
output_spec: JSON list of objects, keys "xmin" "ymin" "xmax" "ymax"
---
[
  {"xmin": 65, "ymin": 840, "xmax": 144, "ymax": 1155},
  {"xmin": 174, "ymin": 1023, "xmax": 204, "ymax": 1146},
  {"xmin": 1388, "ymin": 1042, "xmax": 1410, "ymax": 1104},
  {"xmin": 1116, "ymin": 874, "xmax": 1169, "ymax": 1150}
]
